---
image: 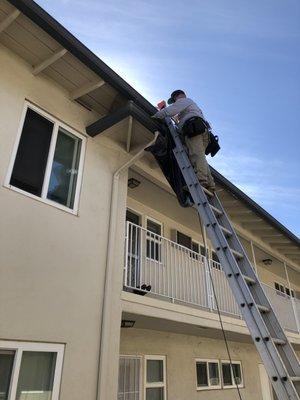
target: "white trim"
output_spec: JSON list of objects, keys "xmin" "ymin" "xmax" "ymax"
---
[
  {"xmin": 0, "ymin": 340, "xmax": 64, "ymax": 400},
  {"xmin": 195, "ymin": 358, "xmax": 221, "ymax": 391},
  {"xmin": 221, "ymin": 360, "xmax": 244, "ymax": 389},
  {"xmin": 4, "ymin": 101, "xmax": 86, "ymax": 215},
  {"xmin": 144, "ymin": 355, "xmax": 167, "ymax": 399}
]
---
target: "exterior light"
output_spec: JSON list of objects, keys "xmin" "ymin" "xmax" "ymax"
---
[
  {"xmin": 128, "ymin": 178, "xmax": 141, "ymax": 189},
  {"xmin": 262, "ymin": 258, "xmax": 272, "ymax": 266},
  {"xmin": 121, "ymin": 320, "xmax": 135, "ymax": 328}
]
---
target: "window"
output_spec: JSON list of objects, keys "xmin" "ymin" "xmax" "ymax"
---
[
  {"xmin": 274, "ymin": 282, "xmax": 295, "ymax": 298},
  {"xmin": 118, "ymin": 356, "xmax": 141, "ymax": 400},
  {"xmin": 176, "ymin": 231, "xmax": 205, "ymax": 260},
  {"xmin": 195, "ymin": 359, "xmax": 221, "ymax": 390},
  {"xmin": 0, "ymin": 341, "xmax": 64, "ymax": 400},
  {"xmin": 6, "ymin": 103, "xmax": 85, "ymax": 213},
  {"xmin": 221, "ymin": 361, "xmax": 243, "ymax": 388},
  {"xmin": 176, "ymin": 231, "xmax": 192, "ymax": 249},
  {"xmin": 144, "ymin": 356, "xmax": 166, "ymax": 400},
  {"xmin": 146, "ymin": 219, "xmax": 162, "ymax": 262}
]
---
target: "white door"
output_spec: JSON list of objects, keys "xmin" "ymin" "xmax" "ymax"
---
[{"xmin": 259, "ymin": 364, "xmax": 274, "ymax": 400}]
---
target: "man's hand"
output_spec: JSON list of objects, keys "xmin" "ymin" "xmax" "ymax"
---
[{"xmin": 151, "ymin": 112, "xmax": 163, "ymax": 119}]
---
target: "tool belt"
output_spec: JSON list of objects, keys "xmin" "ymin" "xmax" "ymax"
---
[{"xmin": 181, "ymin": 116, "xmax": 209, "ymax": 138}]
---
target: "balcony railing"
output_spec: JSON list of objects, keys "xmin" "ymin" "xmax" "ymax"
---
[{"xmin": 124, "ymin": 222, "xmax": 300, "ymax": 333}]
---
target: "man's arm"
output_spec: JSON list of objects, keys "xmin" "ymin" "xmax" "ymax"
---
[{"xmin": 153, "ymin": 98, "xmax": 191, "ymax": 119}]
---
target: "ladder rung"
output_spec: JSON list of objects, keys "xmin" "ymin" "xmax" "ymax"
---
[
  {"xmin": 230, "ymin": 248, "xmax": 244, "ymax": 259},
  {"xmin": 290, "ymin": 376, "xmax": 300, "ymax": 382},
  {"xmin": 202, "ymin": 187, "xmax": 214, "ymax": 197},
  {"xmin": 220, "ymin": 225, "xmax": 232, "ymax": 237},
  {"xmin": 211, "ymin": 205, "xmax": 223, "ymax": 217},
  {"xmin": 257, "ymin": 304, "xmax": 270, "ymax": 313},
  {"xmin": 242, "ymin": 275, "xmax": 256, "ymax": 285},
  {"xmin": 272, "ymin": 338, "xmax": 286, "ymax": 346}
]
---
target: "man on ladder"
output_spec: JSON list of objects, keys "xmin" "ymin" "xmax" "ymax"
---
[{"xmin": 153, "ymin": 89, "xmax": 216, "ymax": 192}]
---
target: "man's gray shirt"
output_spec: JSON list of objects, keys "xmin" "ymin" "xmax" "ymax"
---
[{"xmin": 154, "ymin": 97, "xmax": 206, "ymax": 129}]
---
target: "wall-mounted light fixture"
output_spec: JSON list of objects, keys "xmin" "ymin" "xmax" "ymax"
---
[
  {"xmin": 121, "ymin": 320, "xmax": 135, "ymax": 328},
  {"xmin": 262, "ymin": 258, "xmax": 273, "ymax": 266},
  {"xmin": 128, "ymin": 178, "xmax": 141, "ymax": 189}
]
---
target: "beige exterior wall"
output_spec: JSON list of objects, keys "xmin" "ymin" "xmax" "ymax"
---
[
  {"xmin": 120, "ymin": 328, "xmax": 263, "ymax": 400},
  {"xmin": 0, "ymin": 44, "xmax": 128, "ymax": 399}
]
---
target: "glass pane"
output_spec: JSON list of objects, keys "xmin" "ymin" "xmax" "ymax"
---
[
  {"xmin": 146, "ymin": 387, "xmax": 164, "ymax": 400},
  {"xmin": 146, "ymin": 360, "xmax": 163, "ymax": 383},
  {"xmin": 118, "ymin": 357, "xmax": 140, "ymax": 399},
  {"xmin": 232, "ymin": 363, "xmax": 242, "ymax": 385},
  {"xmin": 47, "ymin": 128, "xmax": 81, "ymax": 208},
  {"xmin": 222, "ymin": 363, "xmax": 232, "ymax": 386},
  {"xmin": 212, "ymin": 251, "xmax": 219, "ymax": 263},
  {"xmin": 126, "ymin": 210, "xmax": 140, "ymax": 225},
  {"xmin": 147, "ymin": 220, "xmax": 161, "ymax": 236},
  {"xmin": 0, "ymin": 351, "xmax": 15, "ymax": 400},
  {"xmin": 191, "ymin": 242, "xmax": 199, "ymax": 253},
  {"xmin": 176, "ymin": 231, "xmax": 191, "ymax": 249},
  {"xmin": 10, "ymin": 108, "xmax": 53, "ymax": 196},
  {"xmin": 208, "ymin": 362, "xmax": 220, "ymax": 386},
  {"xmin": 16, "ymin": 351, "xmax": 56, "ymax": 400},
  {"xmin": 196, "ymin": 362, "xmax": 208, "ymax": 387}
]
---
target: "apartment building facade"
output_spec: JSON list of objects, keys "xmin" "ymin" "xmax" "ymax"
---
[{"xmin": 0, "ymin": 1, "xmax": 299, "ymax": 400}]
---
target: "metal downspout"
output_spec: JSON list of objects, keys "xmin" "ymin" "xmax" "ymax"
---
[{"xmin": 96, "ymin": 132, "xmax": 158, "ymax": 400}]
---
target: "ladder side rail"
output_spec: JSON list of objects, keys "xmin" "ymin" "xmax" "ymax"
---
[
  {"xmin": 213, "ymin": 195, "xmax": 300, "ymax": 377},
  {"xmin": 164, "ymin": 117, "xmax": 300, "ymax": 400}
]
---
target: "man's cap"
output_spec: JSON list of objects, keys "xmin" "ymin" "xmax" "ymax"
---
[{"xmin": 167, "ymin": 89, "xmax": 185, "ymax": 104}]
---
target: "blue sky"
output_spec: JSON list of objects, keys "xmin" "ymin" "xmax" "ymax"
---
[{"xmin": 37, "ymin": 0, "xmax": 300, "ymax": 236}]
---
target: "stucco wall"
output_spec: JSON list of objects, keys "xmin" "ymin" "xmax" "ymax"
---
[
  {"xmin": 120, "ymin": 328, "xmax": 263, "ymax": 400},
  {"xmin": 0, "ymin": 44, "xmax": 128, "ymax": 399}
]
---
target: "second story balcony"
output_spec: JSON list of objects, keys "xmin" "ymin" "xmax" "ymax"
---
[{"xmin": 124, "ymin": 221, "xmax": 300, "ymax": 335}]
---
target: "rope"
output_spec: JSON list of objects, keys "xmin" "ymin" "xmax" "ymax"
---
[{"xmin": 199, "ymin": 214, "xmax": 244, "ymax": 400}]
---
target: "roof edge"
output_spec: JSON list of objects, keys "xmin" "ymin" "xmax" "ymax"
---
[{"xmin": 7, "ymin": 0, "xmax": 157, "ymax": 115}]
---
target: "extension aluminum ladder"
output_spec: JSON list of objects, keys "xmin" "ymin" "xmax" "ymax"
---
[{"xmin": 163, "ymin": 116, "xmax": 300, "ymax": 400}]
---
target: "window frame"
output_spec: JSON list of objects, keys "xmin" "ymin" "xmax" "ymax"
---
[
  {"xmin": 144, "ymin": 355, "xmax": 167, "ymax": 400},
  {"xmin": 0, "ymin": 340, "xmax": 64, "ymax": 400},
  {"xmin": 221, "ymin": 360, "xmax": 244, "ymax": 389},
  {"xmin": 4, "ymin": 101, "xmax": 86, "ymax": 215},
  {"xmin": 195, "ymin": 358, "xmax": 221, "ymax": 391},
  {"xmin": 145, "ymin": 217, "xmax": 163, "ymax": 263}
]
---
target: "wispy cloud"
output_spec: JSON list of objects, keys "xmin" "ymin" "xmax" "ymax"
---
[{"xmin": 210, "ymin": 152, "xmax": 300, "ymax": 235}]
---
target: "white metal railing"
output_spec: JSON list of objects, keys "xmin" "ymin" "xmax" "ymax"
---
[
  {"xmin": 124, "ymin": 222, "xmax": 240, "ymax": 317},
  {"xmin": 124, "ymin": 222, "xmax": 300, "ymax": 330}
]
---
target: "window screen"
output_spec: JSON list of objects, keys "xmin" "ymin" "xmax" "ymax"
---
[
  {"xmin": 196, "ymin": 361, "xmax": 208, "ymax": 387},
  {"xmin": 126, "ymin": 210, "xmax": 140, "ymax": 225},
  {"xmin": 47, "ymin": 128, "xmax": 82, "ymax": 208},
  {"xmin": 0, "ymin": 350, "xmax": 15, "ymax": 400},
  {"xmin": 222, "ymin": 363, "xmax": 232, "ymax": 386},
  {"xmin": 16, "ymin": 351, "xmax": 56, "ymax": 400},
  {"xmin": 146, "ymin": 220, "xmax": 162, "ymax": 261},
  {"xmin": 10, "ymin": 109, "xmax": 53, "ymax": 196},
  {"xmin": 232, "ymin": 363, "xmax": 242, "ymax": 385},
  {"xmin": 176, "ymin": 231, "xmax": 192, "ymax": 249}
]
